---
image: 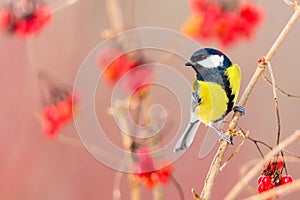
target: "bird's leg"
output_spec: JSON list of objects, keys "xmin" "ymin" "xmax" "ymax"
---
[
  {"xmin": 192, "ymin": 82, "xmax": 201, "ymax": 112},
  {"xmin": 210, "ymin": 124, "xmax": 233, "ymax": 145},
  {"xmin": 233, "ymin": 105, "xmax": 246, "ymax": 117}
]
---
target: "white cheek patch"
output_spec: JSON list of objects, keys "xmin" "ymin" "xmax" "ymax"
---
[{"xmin": 197, "ymin": 55, "xmax": 224, "ymax": 68}]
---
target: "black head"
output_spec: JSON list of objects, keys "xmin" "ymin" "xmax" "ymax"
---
[{"xmin": 185, "ymin": 48, "xmax": 232, "ymax": 71}]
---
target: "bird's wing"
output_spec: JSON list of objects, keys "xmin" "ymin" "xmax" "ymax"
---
[
  {"xmin": 174, "ymin": 91, "xmax": 201, "ymax": 153},
  {"xmin": 174, "ymin": 112, "xmax": 200, "ymax": 152}
]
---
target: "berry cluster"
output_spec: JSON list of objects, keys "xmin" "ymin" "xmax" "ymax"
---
[
  {"xmin": 182, "ymin": 0, "xmax": 264, "ymax": 47},
  {"xmin": 0, "ymin": 0, "xmax": 51, "ymax": 37},
  {"xmin": 257, "ymin": 159, "xmax": 293, "ymax": 198},
  {"xmin": 96, "ymin": 47, "xmax": 152, "ymax": 93},
  {"xmin": 42, "ymin": 92, "xmax": 77, "ymax": 139},
  {"xmin": 134, "ymin": 148, "xmax": 173, "ymax": 189}
]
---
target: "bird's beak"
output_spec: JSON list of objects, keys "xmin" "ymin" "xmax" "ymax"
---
[{"xmin": 185, "ymin": 61, "xmax": 194, "ymax": 67}]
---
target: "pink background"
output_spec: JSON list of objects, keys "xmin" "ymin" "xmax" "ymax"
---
[{"xmin": 1, "ymin": 0, "xmax": 300, "ymax": 199}]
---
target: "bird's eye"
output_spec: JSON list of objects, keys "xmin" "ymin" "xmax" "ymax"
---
[{"xmin": 200, "ymin": 54, "xmax": 207, "ymax": 60}]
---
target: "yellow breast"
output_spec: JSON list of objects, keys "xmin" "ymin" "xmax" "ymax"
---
[{"xmin": 194, "ymin": 80, "xmax": 229, "ymax": 125}]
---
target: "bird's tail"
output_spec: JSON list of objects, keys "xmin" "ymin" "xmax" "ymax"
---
[{"xmin": 174, "ymin": 114, "xmax": 201, "ymax": 152}]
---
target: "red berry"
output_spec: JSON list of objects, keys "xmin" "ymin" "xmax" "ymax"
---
[
  {"xmin": 257, "ymin": 183, "xmax": 266, "ymax": 193},
  {"xmin": 281, "ymin": 175, "xmax": 293, "ymax": 185},
  {"xmin": 261, "ymin": 176, "xmax": 272, "ymax": 186},
  {"xmin": 277, "ymin": 160, "xmax": 284, "ymax": 170},
  {"xmin": 257, "ymin": 175, "xmax": 265, "ymax": 184}
]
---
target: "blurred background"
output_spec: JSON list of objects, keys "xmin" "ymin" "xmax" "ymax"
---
[{"xmin": 1, "ymin": 0, "xmax": 300, "ymax": 199}]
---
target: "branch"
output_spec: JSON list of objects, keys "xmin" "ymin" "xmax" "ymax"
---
[
  {"xmin": 220, "ymin": 130, "xmax": 249, "ymax": 172},
  {"xmin": 112, "ymin": 171, "xmax": 123, "ymax": 200},
  {"xmin": 192, "ymin": 188, "xmax": 201, "ymax": 200},
  {"xmin": 224, "ymin": 130, "xmax": 300, "ymax": 200},
  {"xmin": 262, "ymin": 73, "xmax": 300, "ymax": 98},
  {"xmin": 266, "ymin": 62, "xmax": 281, "ymax": 146},
  {"xmin": 199, "ymin": 5, "xmax": 300, "ymax": 200},
  {"xmin": 105, "ymin": 0, "xmax": 124, "ymax": 31}
]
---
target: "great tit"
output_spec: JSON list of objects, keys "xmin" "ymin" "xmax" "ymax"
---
[{"xmin": 174, "ymin": 48, "xmax": 242, "ymax": 152}]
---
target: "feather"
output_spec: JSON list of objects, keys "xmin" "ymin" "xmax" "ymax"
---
[{"xmin": 174, "ymin": 112, "xmax": 201, "ymax": 152}]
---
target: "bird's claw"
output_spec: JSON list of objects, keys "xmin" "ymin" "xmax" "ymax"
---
[
  {"xmin": 233, "ymin": 105, "xmax": 246, "ymax": 117},
  {"xmin": 219, "ymin": 133, "xmax": 234, "ymax": 145}
]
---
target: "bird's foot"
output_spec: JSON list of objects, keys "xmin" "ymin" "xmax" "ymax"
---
[
  {"xmin": 210, "ymin": 125, "xmax": 234, "ymax": 145},
  {"xmin": 218, "ymin": 132, "xmax": 234, "ymax": 145},
  {"xmin": 233, "ymin": 105, "xmax": 246, "ymax": 117}
]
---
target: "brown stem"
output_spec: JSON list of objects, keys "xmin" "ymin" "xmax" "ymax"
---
[
  {"xmin": 220, "ymin": 130, "xmax": 249, "ymax": 172},
  {"xmin": 105, "ymin": 0, "xmax": 124, "ymax": 31},
  {"xmin": 112, "ymin": 171, "xmax": 123, "ymax": 200},
  {"xmin": 224, "ymin": 130, "xmax": 300, "ymax": 200},
  {"xmin": 199, "ymin": 6, "xmax": 300, "ymax": 200},
  {"xmin": 192, "ymin": 188, "xmax": 201, "ymax": 200},
  {"xmin": 266, "ymin": 62, "xmax": 281, "ymax": 146},
  {"xmin": 262, "ymin": 73, "xmax": 300, "ymax": 98}
]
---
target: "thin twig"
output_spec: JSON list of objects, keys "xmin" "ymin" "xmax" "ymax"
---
[
  {"xmin": 105, "ymin": 0, "xmax": 124, "ymax": 31},
  {"xmin": 262, "ymin": 73, "xmax": 300, "ymax": 98},
  {"xmin": 247, "ymin": 136, "xmax": 273, "ymax": 158},
  {"xmin": 247, "ymin": 137, "xmax": 273, "ymax": 150},
  {"xmin": 266, "ymin": 62, "xmax": 281, "ymax": 146},
  {"xmin": 112, "ymin": 171, "xmax": 123, "ymax": 200},
  {"xmin": 220, "ymin": 130, "xmax": 249, "ymax": 172},
  {"xmin": 265, "ymin": 61, "xmax": 289, "ymax": 173},
  {"xmin": 171, "ymin": 175, "xmax": 185, "ymax": 200},
  {"xmin": 192, "ymin": 188, "xmax": 201, "ymax": 200},
  {"xmin": 224, "ymin": 130, "xmax": 300, "ymax": 200},
  {"xmin": 52, "ymin": 0, "xmax": 80, "ymax": 13},
  {"xmin": 244, "ymin": 178, "xmax": 300, "ymax": 200},
  {"xmin": 199, "ymin": 6, "xmax": 300, "ymax": 200}
]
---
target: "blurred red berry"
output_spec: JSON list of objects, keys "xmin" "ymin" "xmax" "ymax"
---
[
  {"xmin": 136, "ymin": 148, "xmax": 155, "ymax": 173},
  {"xmin": 134, "ymin": 148, "xmax": 173, "ymax": 189},
  {"xmin": 198, "ymin": 2, "xmax": 221, "ymax": 39},
  {"xmin": 44, "ymin": 105, "xmax": 61, "ymax": 123},
  {"xmin": 189, "ymin": 0, "xmax": 207, "ymax": 13},
  {"xmin": 42, "ymin": 119, "xmax": 60, "ymax": 139},
  {"xmin": 0, "ymin": 2, "xmax": 51, "ymax": 37},
  {"xmin": 157, "ymin": 164, "xmax": 173, "ymax": 184},
  {"xmin": 96, "ymin": 47, "xmax": 153, "ymax": 94},
  {"xmin": 239, "ymin": 2, "xmax": 264, "ymax": 26},
  {"xmin": 0, "ymin": 10, "xmax": 12, "ymax": 30},
  {"xmin": 181, "ymin": 14, "xmax": 203, "ymax": 38},
  {"xmin": 42, "ymin": 92, "xmax": 77, "ymax": 139},
  {"xmin": 183, "ymin": 0, "xmax": 264, "ymax": 48},
  {"xmin": 281, "ymin": 175, "xmax": 293, "ymax": 185},
  {"xmin": 35, "ymin": 5, "xmax": 52, "ymax": 25},
  {"xmin": 123, "ymin": 66, "xmax": 152, "ymax": 94},
  {"xmin": 96, "ymin": 48, "xmax": 134, "ymax": 84},
  {"xmin": 215, "ymin": 12, "xmax": 239, "ymax": 47}
]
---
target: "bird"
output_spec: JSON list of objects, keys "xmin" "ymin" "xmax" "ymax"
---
[{"xmin": 174, "ymin": 48, "xmax": 243, "ymax": 153}]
